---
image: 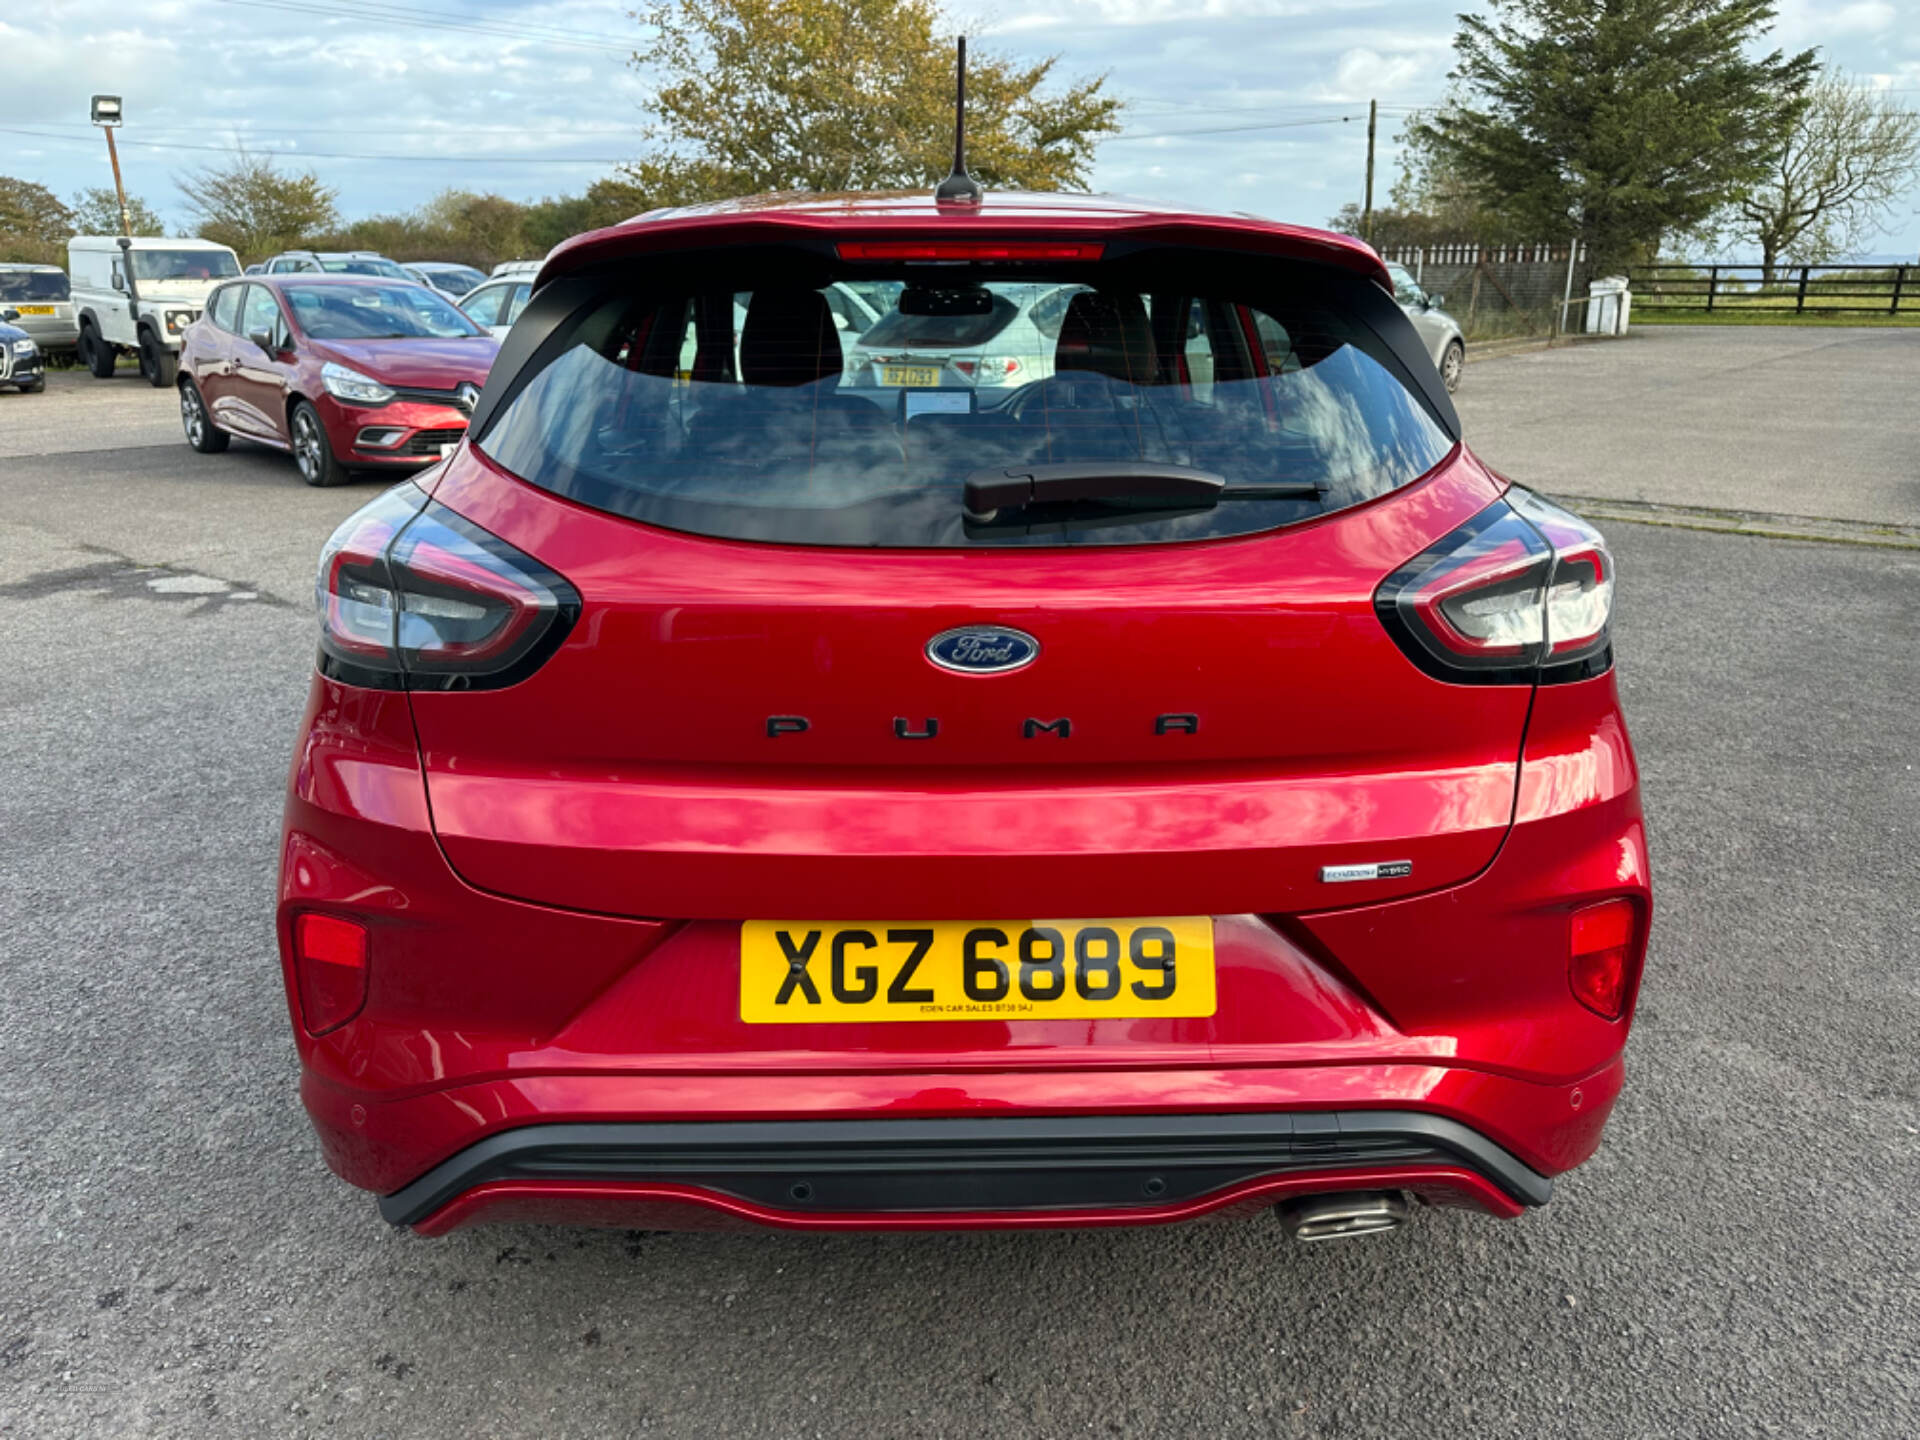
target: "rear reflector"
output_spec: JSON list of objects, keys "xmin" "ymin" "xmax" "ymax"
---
[
  {"xmin": 1569, "ymin": 899, "xmax": 1639, "ymax": 1020},
  {"xmin": 836, "ymin": 241, "xmax": 1105, "ymax": 262},
  {"xmin": 293, "ymin": 913, "xmax": 369, "ymax": 1036}
]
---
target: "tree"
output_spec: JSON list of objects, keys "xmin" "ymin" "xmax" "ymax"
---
[
  {"xmin": 0, "ymin": 177, "xmax": 73, "ymax": 265},
  {"xmin": 175, "ymin": 150, "xmax": 339, "ymax": 261},
  {"xmin": 1417, "ymin": 1, "xmax": 1815, "ymax": 274},
  {"xmin": 522, "ymin": 178, "xmax": 653, "ymax": 252},
  {"xmin": 1734, "ymin": 68, "xmax": 1920, "ymax": 282},
  {"xmin": 0, "ymin": 177, "xmax": 74, "ymax": 243},
  {"xmin": 625, "ymin": 0, "xmax": 1122, "ymax": 205},
  {"xmin": 1330, "ymin": 109, "xmax": 1535, "ymax": 247},
  {"xmin": 69, "ymin": 186, "xmax": 167, "ymax": 237}
]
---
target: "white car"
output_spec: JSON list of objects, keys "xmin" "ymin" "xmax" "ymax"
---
[
  {"xmin": 68, "ymin": 236, "xmax": 242, "ymax": 387},
  {"xmin": 457, "ymin": 276, "xmax": 533, "ymax": 339},
  {"xmin": 1386, "ymin": 263, "xmax": 1466, "ymax": 393},
  {"xmin": 843, "ymin": 282, "xmax": 1082, "ymax": 392}
]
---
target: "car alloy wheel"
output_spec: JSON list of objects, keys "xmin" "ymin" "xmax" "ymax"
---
[
  {"xmin": 1441, "ymin": 341, "xmax": 1464, "ymax": 393},
  {"xmin": 179, "ymin": 380, "xmax": 228, "ymax": 453},
  {"xmin": 293, "ymin": 408, "xmax": 324, "ymax": 482},
  {"xmin": 181, "ymin": 385, "xmax": 205, "ymax": 446}
]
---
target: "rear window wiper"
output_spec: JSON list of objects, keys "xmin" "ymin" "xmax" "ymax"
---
[{"xmin": 964, "ymin": 463, "xmax": 1323, "ymax": 520}]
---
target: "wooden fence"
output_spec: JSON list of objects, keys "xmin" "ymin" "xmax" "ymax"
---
[{"xmin": 1630, "ymin": 263, "xmax": 1919, "ymax": 317}]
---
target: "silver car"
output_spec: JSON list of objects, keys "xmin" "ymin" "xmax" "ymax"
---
[
  {"xmin": 1386, "ymin": 263, "xmax": 1465, "ymax": 393},
  {"xmin": 405, "ymin": 262, "xmax": 487, "ymax": 300},
  {"xmin": 0, "ymin": 263, "xmax": 79, "ymax": 358}
]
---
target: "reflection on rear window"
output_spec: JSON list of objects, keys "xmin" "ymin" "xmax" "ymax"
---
[
  {"xmin": 858, "ymin": 293, "xmax": 1020, "ymax": 349},
  {"xmin": 478, "ymin": 257, "xmax": 1454, "ymax": 548},
  {"xmin": 0, "ymin": 271, "xmax": 69, "ymax": 302}
]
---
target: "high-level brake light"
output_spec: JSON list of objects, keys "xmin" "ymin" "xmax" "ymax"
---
[{"xmin": 836, "ymin": 241, "xmax": 1105, "ymax": 262}]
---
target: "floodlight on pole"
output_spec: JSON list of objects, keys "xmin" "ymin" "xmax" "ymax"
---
[{"xmin": 90, "ymin": 95, "xmax": 134, "ymax": 239}]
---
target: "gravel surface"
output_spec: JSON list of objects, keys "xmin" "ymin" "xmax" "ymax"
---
[{"xmin": 1, "ymin": 344, "xmax": 1915, "ymax": 1438}]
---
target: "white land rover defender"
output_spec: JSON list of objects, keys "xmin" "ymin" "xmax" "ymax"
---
[{"xmin": 68, "ymin": 236, "xmax": 242, "ymax": 387}]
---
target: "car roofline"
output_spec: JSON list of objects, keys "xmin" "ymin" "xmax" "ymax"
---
[{"xmin": 536, "ymin": 189, "xmax": 1389, "ymax": 292}]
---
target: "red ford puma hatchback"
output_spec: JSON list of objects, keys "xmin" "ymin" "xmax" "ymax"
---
[{"xmin": 278, "ymin": 190, "xmax": 1650, "ymax": 1239}]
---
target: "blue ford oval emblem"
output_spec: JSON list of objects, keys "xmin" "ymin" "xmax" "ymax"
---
[{"xmin": 926, "ymin": 625, "xmax": 1039, "ymax": 674}]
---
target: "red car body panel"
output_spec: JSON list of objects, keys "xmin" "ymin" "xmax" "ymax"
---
[
  {"xmin": 178, "ymin": 275, "xmax": 496, "ymax": 470},
  {"xmin": 410, "ymin": 445, "xmax": 1528, "ymax": 920},
  {"xmin": 275, "ymin": 192, "xmax": 1651, "ymax": 1235}
]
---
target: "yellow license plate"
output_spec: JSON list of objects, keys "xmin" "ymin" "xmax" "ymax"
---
[
  {"xmin": 880, "ymin": 365, "xmax": 941, "ymax": 387},
  {"xmin": 17, "ymin": 305, "xmax": 54, "ymax": 316},
  {"xmin": 741, "ymin": 918, "xmax": 1216, "ymax": 1023}
]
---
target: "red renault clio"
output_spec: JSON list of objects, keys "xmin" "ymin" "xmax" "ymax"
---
[
  {"xmin": 178, "ymin": 275, "xmax": 497, "ymax": 486},
  {"xmin": 280, "ymin": 189, "xmax": 1650, "ymax": 1241}
]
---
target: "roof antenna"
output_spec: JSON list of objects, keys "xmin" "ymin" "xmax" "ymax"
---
[{"xmin": 935, "ymin": 36, "xmax": 984, "ymax": 205}]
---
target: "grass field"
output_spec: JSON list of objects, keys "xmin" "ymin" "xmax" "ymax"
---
[{"xmin": 1634, "ymin": 308, "xmax": 1920, "ymax": 327}]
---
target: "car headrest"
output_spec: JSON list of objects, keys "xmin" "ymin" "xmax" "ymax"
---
[
  {"xmin": 1053, "ymin": 291, "xmax": 1154, "ymax": 385},
  {"xmin": 739, "ymin": 289, "xmax": 843, "ymax": 387}
]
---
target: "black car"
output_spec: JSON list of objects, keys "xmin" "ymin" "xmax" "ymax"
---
[{"xmin": 0, "ymin": 308, "xmax": 46, "ymax": 393}]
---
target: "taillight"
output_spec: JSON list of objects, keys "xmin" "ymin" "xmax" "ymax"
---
[
  {"xmin": 1374, "ymin": 490, "xmax": 1614, "ymax": 685},
  {"xmin": 314, "ymin": 483, "xmax": 579, "ymax": 691},
  {"xmin": 292, "ymin": 912, "xmax": 369, "ymax": 1035},
  {"xmin": 1569, "ymin": 899, "xmax": 1641, "ymax": 1020}
]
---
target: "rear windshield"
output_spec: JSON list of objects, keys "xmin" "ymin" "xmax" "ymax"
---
[
  {"xmin": 477, "ymin": 250, "xmax": 1455, "ymax": 547},
  {"xmin": 0, "ymin": 270, "xmax": 69, "ymax": 302},
  {"xmin": 284, "ymin": 282, "xmax": 483, "ymax": 340}
]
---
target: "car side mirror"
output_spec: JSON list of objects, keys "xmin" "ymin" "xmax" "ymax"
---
[
  {"xmin": 247, "ymin": 327, "xmax": 276, "ymax": 352},
  {"xmin": 111, "ymin": 272, "xmax": 127, "ymax": 293},
  {"xmin": 0, "ymin": 308, "xmax": 17, "ymax": 323},
  {"xmin": 1425, "ymin": 293, "xmax": 1444, "ymax": 310}
]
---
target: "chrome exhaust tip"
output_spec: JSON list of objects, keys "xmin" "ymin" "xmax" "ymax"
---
[{"xmin": 1277, "ymin": 1191, "xmax": 1410, "ymax": 1242}]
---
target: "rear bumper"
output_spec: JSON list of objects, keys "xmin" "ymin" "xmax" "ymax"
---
[
  {"xmin": 380, "ymin": 1111, "xmax": 1551, "ymax": 1234},
  {"xmin": 279, "ymin": 668, "xmax": 1648, "ymax": 1234}
]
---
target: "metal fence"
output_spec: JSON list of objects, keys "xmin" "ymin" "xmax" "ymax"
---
[
  {"xmin": 1379, "ymin": 243, "xmax": 1590, "ymax": 339},
  {"xmin": 1630, "ymin": 263, "xmax": 1919, "ymax": 317}
]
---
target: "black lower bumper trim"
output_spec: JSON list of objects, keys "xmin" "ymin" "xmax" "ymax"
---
[{"xmin": 379, "ymin": 1111, "xmax": 1552, "ymax": 1226}]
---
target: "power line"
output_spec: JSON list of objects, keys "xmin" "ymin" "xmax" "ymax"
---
[
  {"xmin": 0, "ymin": 125, "xmax": 627, "ymax": 165},
  {"xmin": 1103, "ymin": 115, "xmax": 1368, "ymax": 143},
  {"xmin": 203, "ymin": 0, "xmax": 638, "ymax": 55},
  {"xmin": 21, "ymin": 118, "xmax": 649, "ymax": 140}
]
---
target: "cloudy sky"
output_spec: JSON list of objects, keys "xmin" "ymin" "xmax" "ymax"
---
[{"xmin": 4, "ymin": 0, "xmax": 1917, "ymax": 258}]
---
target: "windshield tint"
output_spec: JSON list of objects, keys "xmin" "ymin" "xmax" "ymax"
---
[
  {"xmin": 321, "ymin": 257, "xmax": 410, "ymax": 278},
  {"xmin": 130, "ymin": 249, "xmax": 241, "ymax": 281},
  {"xmin": 0, "ymin": 271, "xmax": 69, "ymax": 302},
  {"xmin": 284, "ymin": 283, "xmax": 483, "ymax": 340},
  {"xmin": 477, "ymin": 252, "xmax": 1454, "ymax": 548}
]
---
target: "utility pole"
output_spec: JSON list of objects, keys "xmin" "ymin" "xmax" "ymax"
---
[
  {"xmin": 90, "ymin": 95, "xmax": 132, "ymax": 237},
  {"xmin": 1362, "ymin": 98, "xmax": 1378, "ymax": 244}
]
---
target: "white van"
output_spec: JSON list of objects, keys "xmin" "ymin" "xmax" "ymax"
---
[{"xmin": 67, "ymin": 236, "xmax": 242, "ymax": 387}]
